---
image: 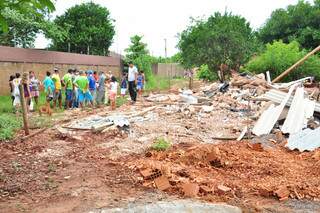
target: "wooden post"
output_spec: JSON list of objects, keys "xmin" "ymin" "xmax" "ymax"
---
[
  {"xmin": 272, "ymin": 45, "xmax": 320, "ymax": 83},
  {"xmin": 19, "ymin": 84, "xmax": 30, "ymax": 135}
]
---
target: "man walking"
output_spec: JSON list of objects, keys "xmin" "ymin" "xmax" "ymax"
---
[{"xmin": 128, "ymin": 61, "xmax": 138, "ymax": 103}]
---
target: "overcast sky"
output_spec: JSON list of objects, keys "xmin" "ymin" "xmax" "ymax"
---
[{"xmin": 35, "ymin": 0, "xmax": 307, "ymax": 57}]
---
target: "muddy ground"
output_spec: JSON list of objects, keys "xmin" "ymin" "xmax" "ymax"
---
[{"xmin": 1, "ymin": 81, "xmax": 320, "ymax": 213}]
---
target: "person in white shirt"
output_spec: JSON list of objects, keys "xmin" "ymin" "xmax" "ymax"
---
[
  {"xmin": 109, "ymin": 76, "xmax": 118, "ymax": 110},
  {"xmin": 127, "ymin": 61, "xmax": 138, "ymax": 103}
]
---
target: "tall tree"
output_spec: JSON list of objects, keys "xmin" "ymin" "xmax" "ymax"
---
[
  {"xmin": 178, "ymin": 12, "xmax": 256, "ymax": 73},
  {"xmin": 259, "ymin": 0, "xmax": 320, "ymax": 49},
  {"xmin": 51, "ymin": 2, "xmax": 115, "ymax": 55},
  {"xmin": 0, "ymin": 0, "xmax": 55, "ymax": 32},
  {"xmin": 125, "ymin": 35, "xmax": 149, "ymax": 61}
]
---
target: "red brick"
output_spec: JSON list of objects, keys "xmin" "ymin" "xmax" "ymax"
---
[
  {"xmin": 154, "ymin": 176, "xmax": 171, "ymax": 191},
  {"xmin": 182, "ymin": 183, "xmax": 199, "ymax": 197}
]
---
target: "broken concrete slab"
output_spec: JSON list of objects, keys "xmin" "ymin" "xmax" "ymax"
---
[
  {"xmin": 95, "ymin": 200, "xmax": 242, "ymax": 213},
  {"xmin": 286, "ymin": 127, "xmax": 320, "ymax": 152}
]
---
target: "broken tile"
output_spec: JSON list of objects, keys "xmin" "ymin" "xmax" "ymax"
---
[{"xmin": 216, "ymin": 185, "xmax": 232, "ymax": 194}]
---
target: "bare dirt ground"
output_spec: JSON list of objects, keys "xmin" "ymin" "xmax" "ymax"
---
[{"xmin": 1, "ymin": 80, "xmax": 320, "ymax": 213}]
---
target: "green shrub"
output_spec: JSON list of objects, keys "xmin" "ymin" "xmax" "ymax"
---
[
  {"xmin": 196, "ymin": 64, "xmax": 218, "ymax": 81},
  {"xmin": 151, "ymin": 137, "xmax": 171, "ymax": 151},
  {"xmin": 133, "ymin": 54, "xmax": 157, "ymax": 88},
  {"xmin": 0, "ymin": 114, "xmax": 22, "ymax": 141},
  {"xmin": 245, "ymin": 40, "xmax": 320, "ymax": 82}
]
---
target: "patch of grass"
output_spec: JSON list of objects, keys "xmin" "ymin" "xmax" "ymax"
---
[
  {"xmin": 0, "ymin": 95, "xmax": 14, "ymax": 113},
  {"xmin": 29, "ymin": 116, "xmax": 54, "ymax": 129},
  {"xmin": 145, "ymin": 76, "xmax": 187, "ymax": 92},
  {"xmin": 151, "ymin": 137, "xmax": 171, "ymax": 151},
  {"xmin": 0, "ymin": 114, "xmax": 22, "ymax": 141},
  {"xmin": 116, "ymin": 96, "xmax": 128, "ymax": 107}
]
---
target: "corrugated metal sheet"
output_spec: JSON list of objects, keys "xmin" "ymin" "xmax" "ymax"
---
[
  {"xmin": 281, "ymin": 87, "xmax": 315, "ymax": 135},
  {"xmin": 0, "ymin": 46, "xmax": 120, "ymax": 66},
  {"xmin": 286, "ymin": 127, "xmax": 320, "ymax": 151},
  {"xmin": 263, "ymin": 89, "xmax": 320, "ymax": 113},
  {"xmin": 253, "ymin": 85, "xmax": 296, "ymax": 136}
]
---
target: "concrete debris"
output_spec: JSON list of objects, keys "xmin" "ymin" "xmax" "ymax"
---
[
  {"xmin": 201, "ymin": 105, "xmax": 214, "ymax": 113},
  {"xmin": 286, "ymin": 127, "xmax": 320, "ymax": 151},
  {"xmin": 97, "ymin": 200, "xmax": 242, "ymax": 213},
  {"xmin": 180, "ymin": 94, "xmax": 198, "ymax": 104}
]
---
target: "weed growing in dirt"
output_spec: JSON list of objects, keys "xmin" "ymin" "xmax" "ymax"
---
[
  {"xmin": 29, "ymin": 116, "xmax": 54, "ymax": 129},
  {"xmin": 152, "ymin": 138, "xmax": 171, "ymax": 151},
  {"xmin": 0, "ymin": 114, "xmax": 22, "ymax": 141},
  {"xmin": 47, "ymin": 163, "xmax": 56, "ymax": 173},
  {"xmin": 45, "ymin": 177, "xmax": 58, "ymax": 190}
]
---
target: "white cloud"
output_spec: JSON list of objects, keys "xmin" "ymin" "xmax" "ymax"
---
[{"xmin": 35, "ymin": 0, "xmax": 307, "ymax": 56}]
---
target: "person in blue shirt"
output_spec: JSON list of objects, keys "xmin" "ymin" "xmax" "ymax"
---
[
  {"xmin": 120, "ymin": 73, "xmax": 127, "ymax": 97},
  {"xmin": 136, "ymin": 70, "xmax": 145, "ymax": 98},
  {"xmin": 87, "ymin": 70, "xmax": 96, "ymax": 103},
  {"xmin": 43, "ymin": 71, "xmax": 55, "ymax": 110}
]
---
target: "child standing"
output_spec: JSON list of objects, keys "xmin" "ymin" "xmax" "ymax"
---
[
  {"xmin": 120, "ymin": 73, "xmax": 127, "ymax": 97},
  {"xmin": 43, "ymin": 71, "xmax": 55, "ymax": 111},
  {"xmin": 109, "ymin": 76, "xmax": 118, "ymax": 110},
  {"xmin": 136, "ymin": 70, "xmax": 145, "ymax": 97}
]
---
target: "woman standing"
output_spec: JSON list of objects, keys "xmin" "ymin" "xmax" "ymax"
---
[
  {"xmin": 29, "ymin": 71, "xmax": 41, "ymax": 106},
  {"xmin": 9, "ymin": 75, "xmax": 15, "ymax": 105},
  {"xmin": 12, "ymin": 73, "xmax": 22, "ymax": 111}
]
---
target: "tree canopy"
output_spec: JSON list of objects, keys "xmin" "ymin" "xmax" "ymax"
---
[
  {"xmin": 124, "ymin": 35, "xmax": 149, "ymax": 61},
  {"xmin": 0, "ymin": 7, "xmax": 65, "ymax": 48},
  {"xmin": 177, "ymin": 12, "xmax": 256, "ymax": 73},
  {"xmin": 259, "ymin": 0, "xmax": 320, "ymax": 50},
  {"xmin": 51, "ymin": 2, "xmax": 115, "ymax": 55},
  {"xmin": 0, "ymin": 0, "xmax": 55, "ymax": 32}
]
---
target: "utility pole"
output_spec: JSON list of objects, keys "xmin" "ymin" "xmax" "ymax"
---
[
  {"xmin": 164, "ymin": 38, "xmax": 167, "ymax": 58},
  {"xmin": 19, "ymin": 85, "xmax": 29, "ymax": 136}
]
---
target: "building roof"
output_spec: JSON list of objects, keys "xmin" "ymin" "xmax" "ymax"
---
[{"xmin": 0, "ymin": 46, "xmax": 120, "ymax": 66}]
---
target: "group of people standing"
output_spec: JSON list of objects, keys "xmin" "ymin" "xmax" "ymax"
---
[{"xmin": 8, "ymin": 61, "xmax": 145, "ymax": 113}]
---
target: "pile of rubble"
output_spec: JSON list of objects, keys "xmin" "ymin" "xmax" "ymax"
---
[{"xmin": 129, "ymin": 141, "xmax": 320, "ymax": 202}]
